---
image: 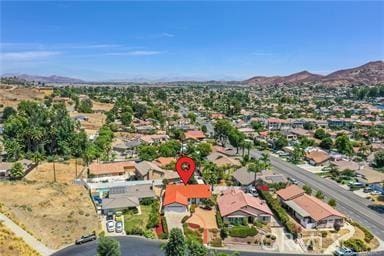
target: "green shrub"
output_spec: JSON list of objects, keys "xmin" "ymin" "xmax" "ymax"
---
[
  {"xmin": 216, "ymin": 211, "xmax": 224, "ymax": 229},
  {"xmin": 161, "ymin": 215, "xmax": 168, "ymax": 234},
  {"xmin": 210, "ymin": 238, "xmax": 223, "ymax": 247},
  {"xmin": 350, "ymin": 221, "xmax": 374, "ymax": 243},
  {"xmin": 140, "ymin": 198, "xmax": 156, "ymax": 205},
  {"xmin": 181, "ymin": 216, "xmax": 190, "ymax": 223},
  {"xmin": 253, "ymin": 220, "xmax": 264, "ymax": 228},
  {"xmin": 229, "ymin": 226, "xmax": 258, "ymax": 238},
  {"xmin": 343, "ymin": 239, "xmax": 369, "ymax": 252}
]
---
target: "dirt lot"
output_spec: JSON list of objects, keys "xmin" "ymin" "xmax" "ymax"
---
[
  {"xmin": 0, "ymin": 221, "xmax": 40, "ymax": 256},
  {"xmin": 0, "ymin": 86, "xmax": 47, "ymax": 108},
  {"xmin": 26, "ymin": 159, "xmax": 86, "ymax": 183},
  {"xmin": 0, "ymin": 181, "xmax": 99, "ymax": 249},
  {"xmin": 92, "ymin": 101, "xmax": 114, "ymax": 112},
  {"xmin": 69, "ymin": 112, "xmax": 106, "ymax": 134}
]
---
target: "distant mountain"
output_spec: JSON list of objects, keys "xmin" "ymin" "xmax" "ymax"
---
[
  {"xmin": 1, "ymin": 73, "xmax": 84, "ymax": 84},
  {"xmin": 245, "ymin": 61, "xmax": 384, "ymax": 86}
]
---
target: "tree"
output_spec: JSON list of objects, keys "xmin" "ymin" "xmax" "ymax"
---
[
  {"xmin": 290, "ymin": 144, "xmax": 304, "ymax": 164},
  {"xmin": 97, "ymin": 236, "xmax": 121, "ymax": 256},
  {"xmin": 228, "ymin": 130, "xmax": 245, "ymax": 154},
  {"xmin": 320, "ymin": 137, "xmax": 333, "ymax": 150},
  {"xmin": 186, "ymin": 239, "xmax": 208, "ymax": 256},
  {"xmin": 9, "ymin": 162, "xmax": 24, "ymax": 180},
  {"xmin": 120, "ymin": 112, "xmax": 132, "ymax": 126},
  {"xmin": 250, "ymin": 121, "xmax": 264, "ymax": 133},
  {"xmin": 373, "ymin": 150, "xmax": 384, "ymax": 168},
  {"xmin": 195, "ymin": 142, "xmax": 212, "ymax": 158},
  {"xmin": 328, "ymin": 198, "xmax": 336, "ymax": 207},
  {"xmin": 202, "ymin": 162, "xmax": 219, "ymax": 190},
  {"xmin": 260, "ymin": 152, "xmax": 271, "ymax": 169},
  {"xmin": 335, "ymin": 134, "xmax": 353, "ymax": 156},
  {"xmin": 314, "ymin": 128, "xmax": 327, "ymax": 140},
  {"xmin": 2, "ymin": 106, "xmax": 16, "ymax": 121},
  {"xmin": 315, "ymin": 191, "xmax": 325, "ymax": 199},
  {"xmin": 214, "ymin": 119, "xmax": 233, "ymax": 146},
  {"xmin": 274, "ymin": 135, "xmax": 288, "ymax": 150},
  {"xmin": 248, "ymin": 160, "xmax": 265, "ymax": 186},
  {"xmin": 303, "ymin": 184, "xmax": 312, "ymax": 195},
  {"xmin": 77, "ymin": 98, "xmax": 93, "ymax": 113},
  {"xmin": 138, "ymin": 145, "xmax": 158, "ymax": 161},
  {"xmin": 162, "ymin": 228, "xmax": 186, "ymax": 256}
]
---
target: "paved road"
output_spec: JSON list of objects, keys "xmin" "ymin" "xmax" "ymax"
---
[
  {"xmin": 52, "ymin": 236, "xmax": 332, "ymax": 256},
  {"xmin": 250, "ymin": 150, "xmax": 384, "ymax": 241},
  {"xmin": 0, "ymin": 213, "xmax": 54, "ymax": 256}
]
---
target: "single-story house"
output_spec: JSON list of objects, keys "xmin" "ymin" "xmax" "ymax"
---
[
  {"xmin": 330, "ymin": 160, "xmax": 360, "ymax": 172},
  {"xmin": 218, "ymin": 189, "xmax": 273, "ymax": 224},
  {"xmin": 163, "ymin": 184, "xmax": 211, "ymax": 213},
  {"xmin": 232, "ymin": 167, "xmax": 255, "ymax": 186},
  {"xmin": 101, "ymin": 194, "xmax": 140, "ymax": 214},
  {"xmin": 305, "ymin": 149, "xmax": 330, "ymax": 166},
  {"xmin": 153, "ymin": 157, "xmax": 176, "ymax": 168},
  {"xmin": 277, "ymin": 185, "xmax": 344, "ymax": 229},
  {"xmin": 207, "ymin": 152, "xmax": 241, "ymax": 167},
  {"xmin": 88, "ymin": 161, "xmax": 135, "ymax": 179},
  {"xmin": 135, "ymin": 161, "xmax": 180, "ymax": 182},
  {"xmin": 184, "ymin": 130, "xmax": 206, "ymax": 140},
  {"xmin": 140, "ymin": 134, "xmax": 169, "ymax": 144},
  {"xmin": 356, "ymin": 166, "xmax": 384, "ymax": 185}
]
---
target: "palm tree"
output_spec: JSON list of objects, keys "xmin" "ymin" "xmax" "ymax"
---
[
  {"xmin": 247, "ymin": 160, "xmax": 265, "ymax": 186},
  {"xmin": 260, "ymin": 152, "xmax": 271, "ymax": 169}
]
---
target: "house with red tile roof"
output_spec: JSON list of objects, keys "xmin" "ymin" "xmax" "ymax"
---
[
  {"xmin": 184, "ymin": 130, "xmax": 206, "ymax": 140},
  {"xmin": 163, "ymin": 184, "xmax": 211, "ymax": 213},
  {"xmin": 277, "ymin": 185, "xmax": 344, "ymax": 229},
  {"xmin": 217, "ymin": 189, "xmax": 273, "ymax": 224},
  {"xmin": 88, "ymin": 161, "xmax": 135, "ymax": 180}
]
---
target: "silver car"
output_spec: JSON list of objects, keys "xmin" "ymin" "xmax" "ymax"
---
[
  {"xmin": 115, "ymin": 221, "xmax": 123, "ymax": 233},
  {"xmin": 106, "ymin": 220, "xmax": 114, "ymax": 233}
]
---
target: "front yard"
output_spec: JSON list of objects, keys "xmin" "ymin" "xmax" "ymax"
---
[{"xmin": 123, "ymin": 203, "xmax": 156, "ymax": 238}]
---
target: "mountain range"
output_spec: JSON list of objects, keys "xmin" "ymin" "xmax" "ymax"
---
[
  {"xmin": 2, "ymin": 60, "xmax": 383, "ymax": 86},
  {"xmin": 245, "ymin": 61, "xmax": 384, "ymax": 86}
]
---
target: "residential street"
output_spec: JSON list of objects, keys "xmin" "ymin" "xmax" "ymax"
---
[
  {"xmin": 0, "ymin": 213, "xmax": 54, "ymax": 256},
  {"xmin": 250, "ymin": 150, "xmax": 384, "ymax": 241}
]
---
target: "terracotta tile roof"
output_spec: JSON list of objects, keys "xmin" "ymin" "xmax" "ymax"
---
[
  {"xmin": 184, "ymin": 130, "xmax": 206, "ymax": 140},
  {"xmin": 154, "ymin": 157, "xmax": 176, "ymax": 167},
  {"xmin": 292, "ymin": 194, "xmax": 344, "ymax": 221},
  {"xmin": 218, "ymin": 189, "xmax": 272, "ymax": 217},
  {"xmin": 305, "ymin": 150, "xmax": 330, "ymax": 164},
  {"xmin": 276, "ymin": 185, "xmax": 305, "ymax": 201},
  {"xmin": 163, "ymin": 184, "xmax": 211, "ymax": 206},
  {"xmin": 89, "ymin": 161, "xmax": 135, "ymax": 176}
]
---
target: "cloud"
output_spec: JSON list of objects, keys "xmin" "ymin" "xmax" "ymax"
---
[
  {"xmin": 250, "ymin": 51, "xmax": 274, "ymax": 56},
  {"xmin": 105, "ymin": 50, "xmax": 163, "ymax": 56},
  {"xmin": 1, "ymin": 51, "xmax": 61, "ymax": 61},
  {"xmin": 159, "ymin": 32, "xmax": 175, "ymax": 38}
]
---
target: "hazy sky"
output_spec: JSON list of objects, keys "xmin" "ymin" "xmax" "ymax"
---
[{"xmin": 1, "ymin": 1, "xmax": 383, "ymax": 81}]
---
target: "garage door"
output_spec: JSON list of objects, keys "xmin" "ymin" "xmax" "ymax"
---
[{"xmin": 165, "ymin": 205, "xmax": 186, "ymax": 213}]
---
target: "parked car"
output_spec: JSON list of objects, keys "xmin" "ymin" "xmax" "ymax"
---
[
  {"xmin": 287, "ymin": 177, "xmax": 299, "ymax": 185},
  {"xmin": 247, "ymin": 187, "xmax": 259, "ymax": 197},
  {"xmin": 370, "ymin": 190, "xmax": 382, "ymax": 195},
  {"xmin": 333, "ymin": 247, "xmax": 356, "ymax": 256},
  {"xmin": 106, "ymin": 212, "xmax": 114, "ymax": 221},
  {"xmin": 115, "ymin": 221, "xmax": 123, "ymax": 233},
  {"xmin": 75, "ymin": 232, "xmax": 96, "ymax": 245},
  {"xmin": 368, "ymin": 204, "xmax": 384, "ymax": 214},
  {"xmin": 106, "ymin": 220, "xmax": 115, "ymax": 232},
  {"xmin": 363, "ymin": 187, "xmax": 373, "ymax": 193}
]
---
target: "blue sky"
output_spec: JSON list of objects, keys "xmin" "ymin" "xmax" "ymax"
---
[{"xmin": 1, "ymin": 1, "xmax": 383, "ymax": 81}]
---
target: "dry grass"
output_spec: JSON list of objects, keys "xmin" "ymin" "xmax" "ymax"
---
[
  {"xmin": 92, "ymin": 101, "xmax": 114, "ymax": 112},
  {"xmin": 349, "ymin": 225, "xmax": 380, "ymax": 250},
  {"xmin": 0, "ymin": 86, "xmax": 47, "ymax": 109},
  {"xmin": 0, "ymin": 181, "xmax": 99, "ymax": 249},
  {"xmin": 0, "ymin": 221, "xmax": 40, "ymax": 256},
  {"xmin": 301, "ymin": 228, "xmax": 350, "ymax": 252},
  {"xmin": 69, "ymin": 112, "xmax": 106, "ymax": 133},
  {"xmin": 26, "ymin": 159, "xmax": 86, "ymax": 183}
]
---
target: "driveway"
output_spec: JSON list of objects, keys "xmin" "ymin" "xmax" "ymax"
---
[{"xmin": 164, "ymin": 212, "xmax": 187, "ymax": 233}]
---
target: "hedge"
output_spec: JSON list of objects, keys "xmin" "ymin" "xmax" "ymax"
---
[
  {"xmin": 228, "ymin": 226, "xmax": 258, "ymax": 238},
  {"xmin": 258, "ymin": 190, "xmax": 299, "ymax": 238},
  {"xmin": 161, "ymin": 215, "xmax": 168, "ymax": 235},
  {"xmin": 350, "ymin": 221, "xmax": 374, "ymax": 243},
  {"xmin": 216, "ymin": 210, "xmax": 224, "ymax": 229}
]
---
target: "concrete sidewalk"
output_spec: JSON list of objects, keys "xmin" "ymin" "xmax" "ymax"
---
[{"xmin": 0, "ymin": 213, "xmax": 54, "ymax": 256}]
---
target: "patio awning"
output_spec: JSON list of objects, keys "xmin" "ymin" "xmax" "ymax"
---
[{"xmin": 285, "ymin": 200, "xmax": 310, "ymax": 218}]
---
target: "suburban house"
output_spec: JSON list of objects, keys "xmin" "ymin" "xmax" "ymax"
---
[
  {"xmin": 305, "ymin": 149, "xmax": 330, "ymax": 166},
  {"xmin": 140, "ymin": 134, "xmax": 169, "ymax": 144},
  {"xmin": 267, "ymin": 118, "xmax": 291, "ymax": 131},
  {"xmin": 88, "ymin": 161, "xmax": 135, "ymax": 180},
  {"xmin": 153, "ymin": 157, "xmax": 176, "ymax": 168},
  {"xmin": 98, "ymin": 184, "xmax": 156, "ymax": 214},
  {"xmin": 184, "ymin": 130, "xmax": 206, "ymax": 140},
  {"xmin": 232, "ymin": 166, "xmax": 256, "ymax": 186},
  {"xmin": 207, "ymin": 152, "xmax": 241, "ymax": 167},
  {"xmin": 277, "ymin": 185, "xmax": 344, "ymax": 229},
  {"xmin": 163, "ymin": 184, "xmax": 212, "ymax": 213},
  {"xmin": 218, "ymin": 189, "xmax": 273, "ymax": 224},
  {"xmin": 135, "ymin": 161, "xmax": 179, "ymax": 182}
]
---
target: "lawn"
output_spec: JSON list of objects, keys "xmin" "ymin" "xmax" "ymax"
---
[
  {"xmin": 0, "ymin": 221, "xmax": 40, "ymax": 256},
  {"xmin": 124, "ymin": 205, "xmax": 152, "ymax": 232}
]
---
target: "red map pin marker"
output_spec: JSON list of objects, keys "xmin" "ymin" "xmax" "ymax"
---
[{"xmin": 175, "ymin": 156, "xmax": 196, "ymax": 185}]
